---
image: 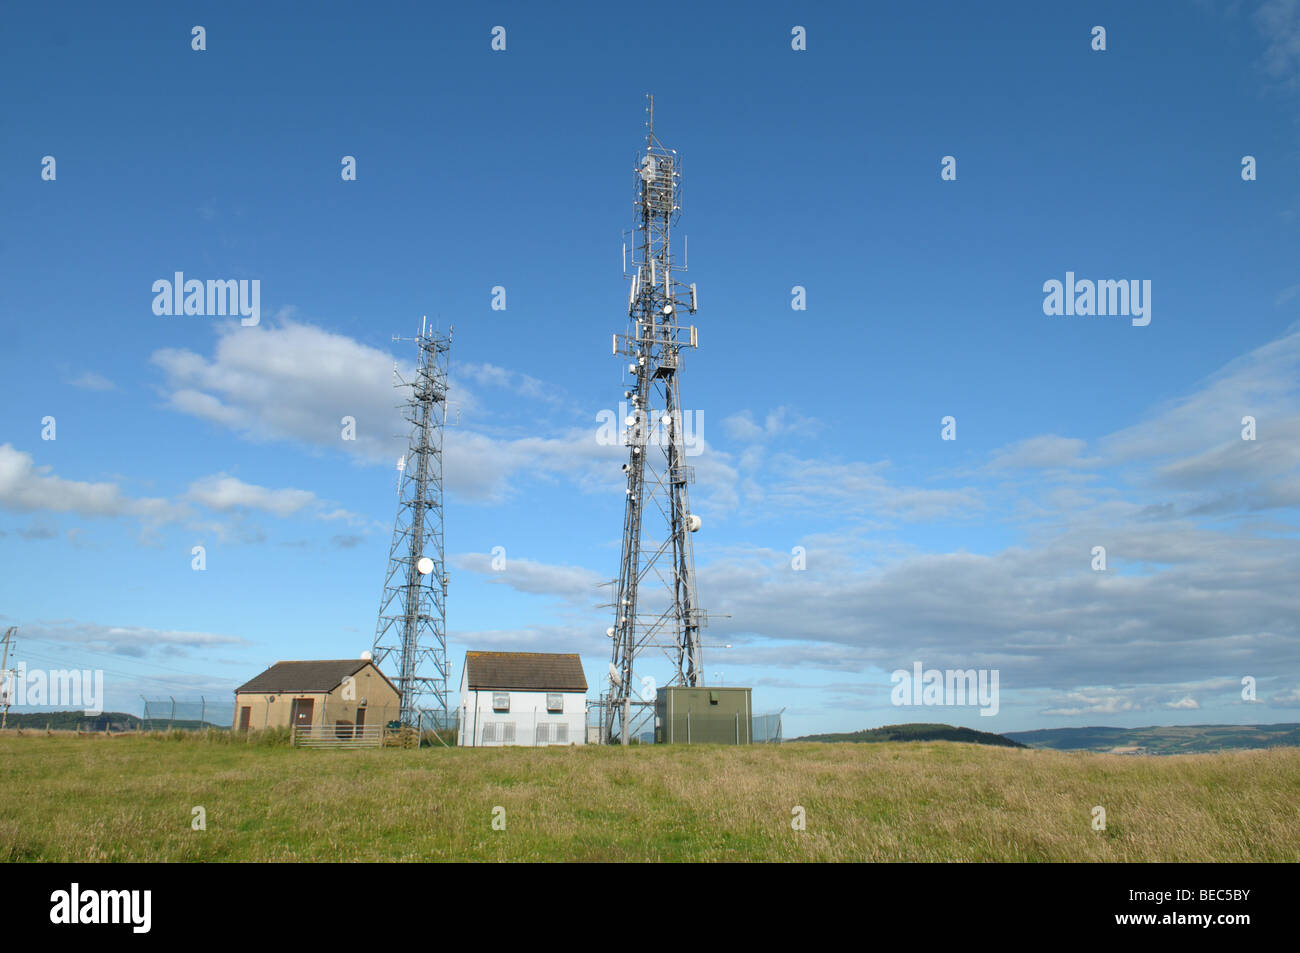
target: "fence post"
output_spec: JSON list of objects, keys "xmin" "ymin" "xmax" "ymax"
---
[
  {"xmin": 735, "ymin": 712, "xmax": 739, "ymax": 744},
  {"xmin": 140, "ymin": 694, "xmax": 148, "ymax": 732},
  {"xmin": 687, "ymin": 712, "xmax": 691, "ymax": 745}
]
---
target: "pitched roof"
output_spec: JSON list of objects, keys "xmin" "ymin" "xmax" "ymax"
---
[
  {"xmin": 464, "ymin": 651, "xmax": 587, "ymax": 692},
  {"xmin": 235, "ymin": 659, "xmax": 392, "ymax": 695}
]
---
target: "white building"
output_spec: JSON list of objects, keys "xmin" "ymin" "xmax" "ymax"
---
[{"xmin": 458, "ymin": 651, "xmax": 588, "ymax": 747}]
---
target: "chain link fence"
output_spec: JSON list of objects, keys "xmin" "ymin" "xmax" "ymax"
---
[
  {"xmin": 752, "ymin": 711, "xmax": 784, "ymax": 743},
  {"xmin": 140, "ymin": 696, "xmax": 235, "ymax": 731},
  {"xmin": 458, "ymin": 708, "xmax": 588, "ymax": 747},
  {"xmin": 134, "ymin": 695, "xmax": 781, "ymax": 744}
]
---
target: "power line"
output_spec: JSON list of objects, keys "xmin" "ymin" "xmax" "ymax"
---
[
  {"xmin": 18, "ymin": 635, "xmax": 240, "ymax": 683},
  {"xmin": 14, "ymin": 646, "xmax": 233, "ymax": 694}
]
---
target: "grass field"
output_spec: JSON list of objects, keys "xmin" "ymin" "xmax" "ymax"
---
[{"xmin": 2, "ymin": 734, "xmax": 1297, "ymax": 862}]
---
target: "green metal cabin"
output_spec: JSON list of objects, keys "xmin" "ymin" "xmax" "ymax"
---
[{"xmin": 655, "ymin": 686, "xmax": 752, "ymax": 744}]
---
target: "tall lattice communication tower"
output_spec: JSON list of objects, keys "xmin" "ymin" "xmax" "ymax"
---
[
  {"xmin": 374, "ymin": 319, "xmax": 451, "ymax": 730},
  {"xmin": 605, "ymin": 96, "xmax": 707, "ymax": 744}
]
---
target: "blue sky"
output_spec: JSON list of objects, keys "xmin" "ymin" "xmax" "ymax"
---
[{"xmin": 2, "ymin": 1, "xmax": 1299, "ymax": 736}]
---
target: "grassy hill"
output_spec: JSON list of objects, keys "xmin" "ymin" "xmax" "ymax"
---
[
  {"xmin": 792, "ymin": 723, "xmax": 1025, "ymax": 748},
  {"xmin": 1005, "ymin": 723, "xmax": 1300, "ymax": 754},
  {"xmin": 3, "ymin": 733, "xmax": 1297, "ymax": 861},
  {"xmin": 1, "ymin": 710, "xmax": 229, "ymax": 731},
  {"xmin": 2, "ymin": 710, "xmax": 143, "ymax": 731}
]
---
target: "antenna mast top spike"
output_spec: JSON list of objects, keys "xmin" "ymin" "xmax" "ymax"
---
[{"xmin": 646, "ymin": 93, "xmax": 654, "ymax": 148}]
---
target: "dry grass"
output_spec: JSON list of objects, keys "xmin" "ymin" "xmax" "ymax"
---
[{"xmin": 1, "ymin": 735, "xmax": 1297, "ymax": 861}]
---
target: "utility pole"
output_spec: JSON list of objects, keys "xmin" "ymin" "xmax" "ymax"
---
[
  {"xmin": 606, "ymin": 96, "xmax": 708, "ymax": 744},
  {"xmin": 1, "ymin": 626, "xmax": 16, "ymax": 730}
]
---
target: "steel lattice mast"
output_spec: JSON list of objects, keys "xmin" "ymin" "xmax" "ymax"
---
[
  {"xmin": 606, "ymin": 96, "xmax": 706, "ymax": 744},
  {"xmin": 374, "ymin": 319, "xmax": 451, "ymax": 730}
]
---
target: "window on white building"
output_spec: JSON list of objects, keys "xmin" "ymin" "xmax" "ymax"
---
[
  {"xmin": 482, "ymin": 722, "xmax": 517, "ymax": 744},
  {"xmin": 546, "ymin": 693, "xmax": 563, "ymax": 712},
  {"xmin": 492, "ymin": 692, "xmax": 510, "ymax": 711}
]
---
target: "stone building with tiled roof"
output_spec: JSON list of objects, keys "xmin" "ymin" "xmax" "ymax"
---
[{"xmin": 232, "ymin": 657, "xmax": 400, "ymax": 733}]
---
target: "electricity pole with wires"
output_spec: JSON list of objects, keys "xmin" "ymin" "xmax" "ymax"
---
[{"xmin": 1, "ymin": 626, "xmax": 17, "ymax": 730}]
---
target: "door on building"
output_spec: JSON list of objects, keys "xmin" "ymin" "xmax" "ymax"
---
[
  {"xmin": 238, "ymin": 707, "xmax": 251, "ymax": 732},
  {"xmin": 356, "ymin": 707, "xmax": 366, "ymax": 733},
  {"xmin": 291, "ymin": 698, "xmax": 314, "ymax": 731}
]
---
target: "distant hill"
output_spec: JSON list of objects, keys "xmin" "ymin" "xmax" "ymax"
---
[
  {"xmin": 1, "ymin": 710, "xmax": 224, "ymax": 731},
  {"xmin": 792, "ymin": 723, "xmax": 1026, "ymax": 748},
  {"xmin": 3, "ymin": 711, "xmax": 143, "ymax": 731},
  {"xmin": 1005, "ymin": 723, "xmax": 1300, "ymax": 754}
]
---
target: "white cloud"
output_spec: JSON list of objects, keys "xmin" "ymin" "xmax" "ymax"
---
[
  {"xmin": 0, "ymin": 444, "xmax": 185, "ymax": 523},
  {"xmin": 1041, "ymin": 689, "xmax": 1143, "ymax": 717},
  {"xmin": 148, "ymin": 318, "xmax": 737, "ymax": 507},
  {"xmin": 723, "ymin": 406, "xmax": 821, "ymax": 442},
  {"xmin": 69, "ymin": 372, "xmax": 116, "ymax": 392},
  {"xmin": 185, "ymin": 474, "xmax": 371, "ymax": 529},
  {"xmin": 978, "ymin": 327, "xmax": 1300, "ymax": 519},
  {"xmin": 1276, "ymin": 283, "xmax": 1300, "ymax": 307},
  {"xmin": 1255, "ymin": 0, "xmax": 1300, "ymax": 85},
  {"xmin": 1100, "ymin": 326, "xmax": 1300, "ymax": 465},
  {"xmin": 989, "ymin": 435, "xmax": 1097, "ymax": 471},
  {"xmin": 151, "ymin": 319, "xmax": 420, "ymax": 464},
  {"xmin": 24, "ymin": 619, "xmax": 249, "ymax": 658},
  {"xmin": 456, "ymin": 361, "xmax": 561, "ymax": 405},
  {"xmin": 0, "ymin": 445, "xmax": 367, "ymax": 537},
  {"xmin": 186, "ymin": 474, "xmax": 319, "ymax": 517},
  {"xmin": 452, "ymin": 624, "xmax": 605, "ymax": 657},
  {"xmin": 454, "ymin": 553, "xmax": 605, "ymax": 603},
  {"xmin": 752, "ymin": 454, "xmax": 983, "ymax": 522},
  {"xmin": 683, "ymin": 513, "xmax": 1300, "ymax": 701},
  {"xmin": 1268, "ymin": 685, "xmax": 1300, "ymax": 707}
]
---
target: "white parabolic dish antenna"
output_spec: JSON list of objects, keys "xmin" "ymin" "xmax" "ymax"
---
[{"xmin": 416, "ymin": 556, "xmax": 434, "ymax": 575}]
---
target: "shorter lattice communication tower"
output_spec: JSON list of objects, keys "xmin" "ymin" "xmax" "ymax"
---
[{"xmin": 373, "ymin": 319, "xmax": 452, "ymax": 731}]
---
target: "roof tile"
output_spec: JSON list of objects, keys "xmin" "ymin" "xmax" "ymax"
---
[
  {"xmin": 235, "ymin": 659, "xmax": 376, "ymax": 694},
  {"xmin": 464, "ymin": 651, "xmax": 587, "ymax": 691}
]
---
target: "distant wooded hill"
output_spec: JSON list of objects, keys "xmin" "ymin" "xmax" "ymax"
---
[
  {"xmin": 2, "ymin": 711, "xmax": 141, "ymax": 730},
  {"xmin": 0, "ymin": 711, "xmax": 221, "ymax": 731},
  {"xmin": 1004, "ymin": 723, "xmax": 1300, "ymax": 754},
  {"xmin": 791, "ymin": 723, "xmax": 1025, "ymax": 748}
]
